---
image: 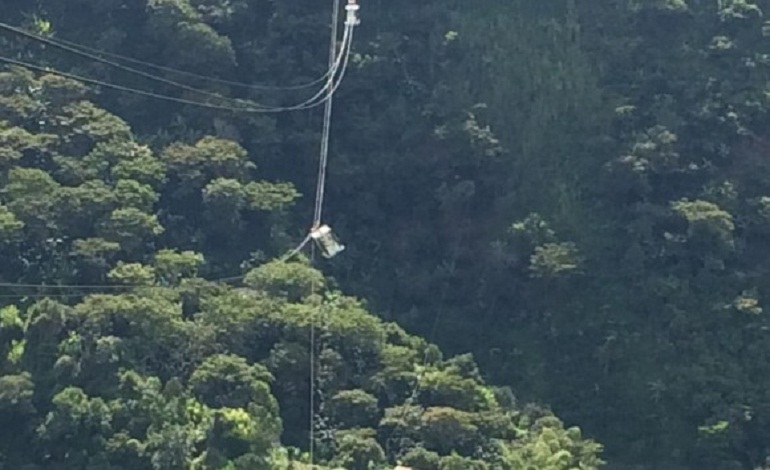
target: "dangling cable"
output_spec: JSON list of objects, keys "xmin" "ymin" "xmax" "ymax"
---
[{"xmin": 309, "ymin": 264, "xmax": 317, "ymax": 467}]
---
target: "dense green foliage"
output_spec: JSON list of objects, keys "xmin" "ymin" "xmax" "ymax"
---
[
  {"xmin": 2, "ymin": 0, "xmax": 770, "ymax": 468},
  {"xmin": 0, "ymin": 8, "xmax": 604, "ymax": 467}
]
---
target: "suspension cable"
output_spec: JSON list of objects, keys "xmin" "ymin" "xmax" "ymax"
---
[
  {"xmin": 0, "ymin": 7, "xmax": 363, "ymax": 469},
  {"xmin": 312, "ymin": 0, "xmax": 342, "ymax": 229},
  {"xmin": 0, "ymin": 25, "xmax": 354, "ymax": 114},
  {"xmin": 0, "ymin": 21, "xmax": 353, "ymax": 112},
  {"xmin": 0, "ymin": 6, "xmax": 356, "ymax": 296},
  {"xmin": 0, "ymin": 22, "xmax": 335, "ymax": 91}
]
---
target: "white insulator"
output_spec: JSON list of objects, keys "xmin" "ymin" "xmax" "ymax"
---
[{"xmin": 345, "ymin": 3, "xmax": 360, "ymax": 26}]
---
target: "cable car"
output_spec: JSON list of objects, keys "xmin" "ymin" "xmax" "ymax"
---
[{"xmin": 310, "ymin": 224, "xmax": 345, "ymax": 258}]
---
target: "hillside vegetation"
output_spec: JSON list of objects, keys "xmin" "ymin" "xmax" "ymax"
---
[{"xmin": 1, "ymin": 0, "xmax": 770, "ymax": 468}]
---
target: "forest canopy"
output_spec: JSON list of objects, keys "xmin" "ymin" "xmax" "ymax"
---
[{"xmin": 0, "ymin": 0, "xmax": 769, "ymax": 469}]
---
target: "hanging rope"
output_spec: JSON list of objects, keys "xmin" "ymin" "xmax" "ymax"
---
[{"xmin": 309, "ymin": 266, "xmax": 318, "ymax": 466}]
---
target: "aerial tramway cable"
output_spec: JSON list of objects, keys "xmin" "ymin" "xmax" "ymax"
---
[
  {"xmin": 0, "ymin": 24, "xmax": 355, "ymax": 113},
  {"xmin": 0, "ymin": 5, "xmax": 439, "ymax": 467},
  {"xmin": 0, "ymin": 23, "xmax": 335, "ymax": 91},
  {"xmin": 0, "ymin": 1, "xmax": 360, "ymax": 299},
  {"xmin": 0, "ymin": 20, "xmax": 347, "ymax": 110}
]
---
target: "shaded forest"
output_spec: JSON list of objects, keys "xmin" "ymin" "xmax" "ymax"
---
[{"xmin": 0, "ymin": 0, "xmax": 769, "ymax": 468}]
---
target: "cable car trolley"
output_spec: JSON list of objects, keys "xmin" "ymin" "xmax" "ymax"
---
[{"xmin": 310, "ymin": 224, "xmax": 345, "ymax": 259}]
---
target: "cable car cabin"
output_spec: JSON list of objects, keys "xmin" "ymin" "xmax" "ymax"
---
[{"xmin": 310, "ymin": 224, "xmax": 345, "ymax": 258}]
